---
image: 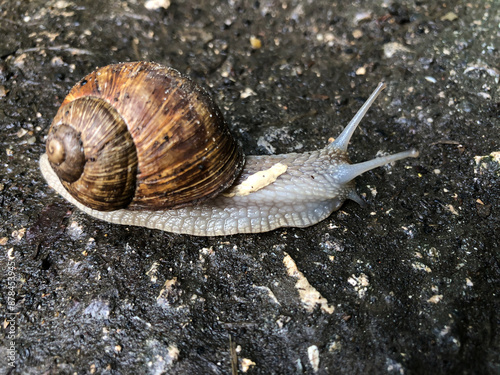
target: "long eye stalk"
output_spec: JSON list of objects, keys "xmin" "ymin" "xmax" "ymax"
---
[
  {"xmin": 330, "ymin": 82, "xmax": 387, "ymax": 152},
  {"xmin": 335, "ymin": 149, "xmax": 419, "ymax": 185}
]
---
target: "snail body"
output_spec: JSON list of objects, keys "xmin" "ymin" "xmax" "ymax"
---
[{"xmin": 40, "ymin": 62, "xmax": 418, "ymax": 236}]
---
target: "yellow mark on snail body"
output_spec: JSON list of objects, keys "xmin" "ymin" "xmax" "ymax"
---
[{"xmin": 223, "ymin": 162, "xmax": 288, "ymax": 197}]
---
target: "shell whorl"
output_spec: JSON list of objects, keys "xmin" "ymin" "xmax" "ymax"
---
[
  {"xmin": 47, "ymin": 96, "xmax": 138, "ymax": 211},
  {"xmin": 45, "ymin": 61, "xmax": 245, "ymax": 211},
  {"xmin": 46, "ymin": 123, "xmax": 85, "ymax": 183}
]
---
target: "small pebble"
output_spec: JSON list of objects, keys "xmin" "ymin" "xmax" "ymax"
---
[
  {"xmin": 144, "ymin": 0, "xmax": 170, "ymax": 10},
  {"xmin": 250, "ymin": 36, "xmax": 262, "ymax": 49},
  {"xmin": 355, "ymin": 66, "xmax": 366, "ymax": 76}
]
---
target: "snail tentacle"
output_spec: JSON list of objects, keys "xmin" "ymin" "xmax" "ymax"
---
[
  {"xmin": 332, "ymin": 149, "xmax": 419, "ymax": 186},
  {"xmin": 330, "ymin": 82, "xmax": 386, "ymax": 152}
]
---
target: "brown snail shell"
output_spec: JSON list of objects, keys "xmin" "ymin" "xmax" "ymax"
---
[{"xmin": 45, "ymin": 62, "xmax": 245, "ymax": 211}]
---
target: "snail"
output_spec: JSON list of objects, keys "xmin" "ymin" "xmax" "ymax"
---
[{"xmin": 39, "ymin": 61, "xmax": 419, "ymax": 236}]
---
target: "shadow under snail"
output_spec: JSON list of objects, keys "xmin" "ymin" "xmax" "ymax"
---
[{"xmin": 39, "ymin": 61, "xmax": 419, "ymax": 236}]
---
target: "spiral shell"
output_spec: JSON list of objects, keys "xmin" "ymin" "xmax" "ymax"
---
[{"xmin": 45, "ymin": 62, "xmax": 245, "ymax": 211}]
